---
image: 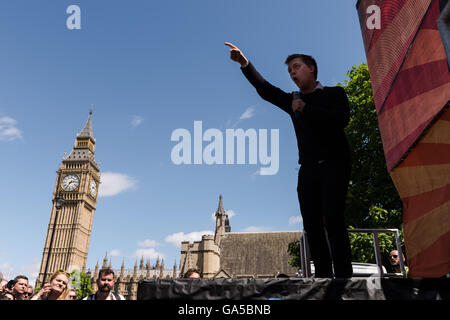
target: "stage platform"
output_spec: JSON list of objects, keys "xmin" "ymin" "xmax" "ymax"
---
[{"xmin": 137, "ymin": 277, "xmax": 449, "ymax": 300}]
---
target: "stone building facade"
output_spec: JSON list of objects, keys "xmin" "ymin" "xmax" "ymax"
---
[{"xmin": 180, "ymin": 195, "xmax": 301, "ymax": 278}]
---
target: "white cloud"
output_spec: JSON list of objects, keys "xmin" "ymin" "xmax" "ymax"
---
[
  {"xmin": 98, "ymin": 172, "xmax": 138, "ymax": 197},
  {"xmin": 210, "ymin": 209, "xmax": 236, "ymax": 221},
  {"xmin": 0, "ymin": 116, "xmax": 22, "ymax": 141},
  {"xmin": 134, "ymin": 248, "xmax": 166, "ymax": 260},
  {"xmin": 138, "ymin": 239, "xmax": 160, "ymax": 247},
  {"xmin": 241, "ymin": 226, "xmax": 271, "ymax": 233},
  {"xmin": 289, "ymin": 216, "xmax": 302, "ymax": 226},
  {"xmin": 239, "ymin": 107, "xmax": 255, "ymax": 120},
  {"xmin": 110, "ymin": 249, "xmax": 121, "ymax": 257},
  {"xmin": 18, "ymin": 259, "xmax": 40, "ymax": 287},
  {"xmin": 131, "ymin": 115, "xmax": 144, "ymax": 127},
  {"xmin": 230, "ymin": 106, "xmax": 256, "ymax": 128},
  {"xmin": 0, "ymin": 259, "xmax": 40, "ymax": 287},
  {"xmin": 0, "ymin": 262, "xmax": 14, "ymax": 279},
  {"xmin": 165, "ymin": 230, "xmax": 214, "ymax": 247}
]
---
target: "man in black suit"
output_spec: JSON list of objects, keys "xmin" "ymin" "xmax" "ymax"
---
[{"xmin": 225, "ymin": 42, "xmax": 353, "ymax": 278}]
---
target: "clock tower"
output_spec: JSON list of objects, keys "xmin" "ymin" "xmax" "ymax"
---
[{"xmin": 37, "ymin": 110, "xmax": 100, "ymax": 287}]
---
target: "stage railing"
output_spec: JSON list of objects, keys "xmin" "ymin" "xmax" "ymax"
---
[{"xmin": 299, "ymin": 228, "xmax": 406, "ymax": 278}]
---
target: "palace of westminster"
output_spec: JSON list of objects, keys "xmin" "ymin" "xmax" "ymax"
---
[{"xmin": 37, "ymin": 111, "xmax": 300, "ymax": 300}]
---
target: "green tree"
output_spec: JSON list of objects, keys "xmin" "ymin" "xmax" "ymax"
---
[
  {"xmin": 341, "ymin": 63, "xmax": 402, "ymax": 227},
  {"xmin": 287, "ymin": 63, "xmax": 404, "ymax": 270},
  {"xmin": 70, "ymin": 270, "xmax": 93, "ymax": 299}
]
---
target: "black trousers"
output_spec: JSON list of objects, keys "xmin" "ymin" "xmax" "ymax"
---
[{"xmin": 297, "ymin": 159, "xmax": 353, "ymax": 278}]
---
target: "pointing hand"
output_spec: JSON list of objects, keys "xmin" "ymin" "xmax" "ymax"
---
[{"xmin": 225, "ymin": 42, "xmax": 249, "ymax": 68}]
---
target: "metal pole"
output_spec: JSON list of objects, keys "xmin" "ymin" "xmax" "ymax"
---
[
  {"xmin": 372, "ymin": 233, "xmax": 384, "ymax": 277},
  {"xmin": 42, "ymin": 208, "xmax": 59, "ymax": 285},
  {"xmin": 394, "ymin": 230, "xmax": 406, "ymax": 277},
  {"xmin": 299, "ymin": 233, "xmax": 306, "ymax": 278}
]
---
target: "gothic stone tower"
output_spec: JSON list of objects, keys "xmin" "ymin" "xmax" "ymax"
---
[{"xmin": 37, "ymin": 110, "xmax": 100, "ymax": 287}]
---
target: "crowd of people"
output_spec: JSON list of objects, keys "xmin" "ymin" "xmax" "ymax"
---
[
  {"xmin": 0, "ymin": 267, "xmax": 205, "ymax": 301},
  {"xmin": 0, "ymin": 253, "xmax": 407, "ymax": 301},
  {"xmin": 0, "ymin": 268, "xmax": 125, "ymax": 300}
]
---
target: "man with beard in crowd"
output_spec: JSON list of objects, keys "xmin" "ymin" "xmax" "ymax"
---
[{"xmin": 83, "ymin": 268, "xmax": 125, "ymax": 300}]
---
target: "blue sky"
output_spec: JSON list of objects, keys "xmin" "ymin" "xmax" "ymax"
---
[{"xmin": 0, "ymin": 0, "xmax": 367, "ymax": 284}]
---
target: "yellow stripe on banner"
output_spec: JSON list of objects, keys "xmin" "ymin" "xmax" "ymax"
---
[
  {"xmin": 368, "ymin": 0, "xmax": 431, "ymax": 95},
  {"xmin": 390, "ymin": 164, "xmax": 450, "ymax": 198},
  {"xmin": 420, "ymin": 120, "xmax": 450, "ymax": 144},
  {"xmin": 404, "ymin": 201, "xmax": 450, "ymax": 259},
  {"xmin": 401, "ymin": 29, "xmax": 447, "ymax": 72}
]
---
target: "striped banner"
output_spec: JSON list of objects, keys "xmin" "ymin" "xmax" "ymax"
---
[{"xmin": 357, "ymin": 0, "xmax": 449, "ymax": 277}]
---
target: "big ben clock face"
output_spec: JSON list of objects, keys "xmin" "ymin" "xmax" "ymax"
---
[
  {"xmin": 61, "ymin": 174, "xmax": 80, "ymax": 191},
  {"xmin": 89, "ymin": 179, "xmax": 97, "ymax": 197}
]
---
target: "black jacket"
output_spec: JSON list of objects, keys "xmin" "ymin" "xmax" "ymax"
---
[{"xmin": 241, "ymin": 62, "xmax": 351, "ymax": 165}]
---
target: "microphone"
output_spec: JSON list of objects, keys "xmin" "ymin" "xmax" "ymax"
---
[{"xmin": 292, "ymin": 91, "xmax": 301, "ymax": 120}]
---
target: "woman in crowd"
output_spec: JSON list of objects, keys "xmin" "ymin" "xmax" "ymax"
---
[{"xmin": 31, "ymin": 270, "xmax": 71, "ymax": 300}]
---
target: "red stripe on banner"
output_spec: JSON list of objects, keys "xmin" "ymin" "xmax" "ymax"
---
[
  {"xmin": 368, "ymin": 0, "xmax": 409, "ymax": 51},
  {"xmin": 407, "ymin": 230, "xmax": 450, "ymax": 277},
  {"xmin": 420, "ymin": 0, "xmax": 440, "ymax": 30},
  {"xmin": 403, "ymin": 184, "xmax": 450, "ymax": 224},
  {"xmin": 385, "ymin": 116, "xmax": 434, "ymax": 171},
  {"xmin": 400, "ymin": 143, "xmax": 450, "ymax": 167},
  {"xmin": 381, "ymin": 60, "xmax": 450, "ymax": 114},
  {"xmin": 372, "ymin": 30, "xmax": 417, "ymax": 112}
]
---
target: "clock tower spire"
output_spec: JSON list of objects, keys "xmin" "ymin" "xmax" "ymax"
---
[{"xmin": 37, "ymin": 110, "xmax": 101, "ymax": 287}]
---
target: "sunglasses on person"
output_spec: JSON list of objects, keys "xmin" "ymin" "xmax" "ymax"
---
[
  {"xmin": 22, "ymin": 292, "xmax": 32, "ymax": 297},
  {"xmin": 390, "ymin": 255, "xmax": 398, "ymax": 258},
  {"xmin": 56, "ymin": 269, "xmax": 71, "ymax": 277}
]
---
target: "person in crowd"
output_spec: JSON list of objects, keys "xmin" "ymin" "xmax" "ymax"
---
[
  {"xmin": 1, "ymin": 292, "xmax": 15, "ymax": 300},
  {"xmin": 389, "ymin": 250, "xmax": 408, "ymax": 277},
  {"xmin": 68, "ymin": 288, "xmax": 78, "ymax": 300},
  {"xmin": 0, "ymin": 275, "xmax": 8, "ymax": 296},
  {"xmin": 83, "ymin": 268, "xmax": 125, "ymax": 300},
  {"xmin": 31, "ymin": 270, "xmax": 71, "ymax": 300},
  {"xmin": 12, "ymin": 275, "xmax": 29, "ymax": 300},
  {"xmin": 21, "ymin": 285, "xmax": 34, "ymax": 300},
  {"xmin": 183, "ymin": 268, "xmax": 202, "ymax": 279}
]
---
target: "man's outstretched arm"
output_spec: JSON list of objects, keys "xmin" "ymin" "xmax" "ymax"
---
[{"xmin": 225, "ymin": 42, "xmax": 292, "ymax": 114}]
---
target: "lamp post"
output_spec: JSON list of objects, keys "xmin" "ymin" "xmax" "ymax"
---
[{"xmin": 42, "ymin": 193, "xmax": 64, "ymax": 285}]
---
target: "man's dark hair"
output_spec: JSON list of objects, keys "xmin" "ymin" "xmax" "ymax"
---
[
  {"xmin": 98, "ymin": 268, "xmax": 115, "ymax": 279},
  {"xmin": 6, "ymin": 280, "xmax": 15, "ymax": 290},
  {"xmin": 285, "ymin": 54, "xmax": 318, "ymax": 80},
  {"xmin": 183, "ymin": 268, "xmax": 201, "ymax": 278},
  {"xmin": 13, "ymin": 275, "xmax": 28, "ymax": 285}
]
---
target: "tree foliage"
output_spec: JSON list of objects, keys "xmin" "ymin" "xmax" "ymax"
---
[
  {"xmin": 340, "ymin": 63, "xmax": 402, "ymax": 228},
  {"xmin": 70, "ymin": 270, "xmax": 93, "ymax": 299}
]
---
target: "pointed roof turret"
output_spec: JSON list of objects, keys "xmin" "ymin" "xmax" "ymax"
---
[
  {"xmin": 139, "ymin": 256, "xmax": 144, "ymax": 270},
  {"xmin": 94, "ymin": 261, "xmax": 99, "ymax": 279},
  {"xmin": 215, "ymin": 195, "xmax": 230, "ymax": 245},
  {"xmin": 133, "ymin": 260, "xmax": 138, "ymax": 279},
  {"xmin": 216, "ymin": 194, "xmax": 225, "ymax": 216},
  {"xmin": 77, "ymin": 107, "xmax": 95, "ymax": 142},
  {"xmin": 64, "ymin": 109, "xmax": 99, "ymax": 168},
  {"xmin": 173, "ymin": 260, "xmax": 177, "ymax": 278},
  {"xmin": 102, "ymin": 252, "xmax": 108, "ymax": 269}
]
